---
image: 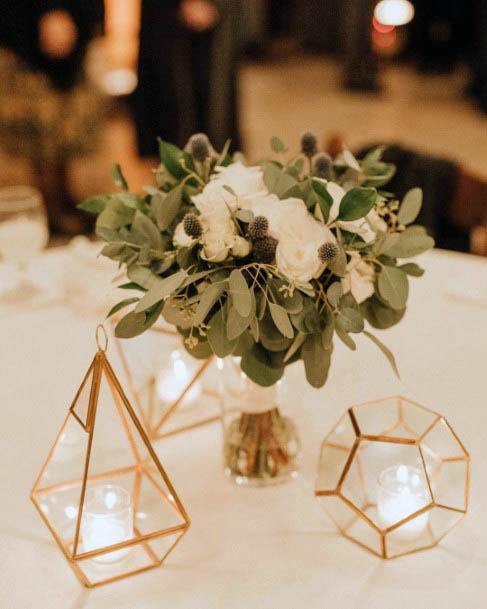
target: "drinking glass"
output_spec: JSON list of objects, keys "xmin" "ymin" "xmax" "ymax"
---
[{"xmin": 0, "ymin": 186, "xmax": 49, "ymax": 301}]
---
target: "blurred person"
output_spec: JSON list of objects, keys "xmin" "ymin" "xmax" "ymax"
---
[
  {"xmin": 132, "ymin": 0, "xmax": 241, "ymax": 159},
  {"xmin": 0, "ymin": 1, "xmax": 104, "ymax": 235}
]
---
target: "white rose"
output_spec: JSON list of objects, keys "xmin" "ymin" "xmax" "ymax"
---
[
  {"xmin": 212, "ymin": 162, "xmax": 267, "ymax": 200},
  {"xmin": 173, "ymin": 221, "xmax": 195, "ymax": 247},
  {"xmin": 231, "ymin": 235, "xmax": 251, "ymax": 258},
  {"xmin": 192, "ymin": 181, "xmax": 236, "ymax": 217},
  {"xmin": 200, "ymin": 213, "xmax": 236, "ymax": 262},
  {"xmin": 341, "ymin": 251, "xmax": 375, "ymax": 303},
  {"xmin": 275, "ymin": 207, "xmax": 337, "ymax": 284}
]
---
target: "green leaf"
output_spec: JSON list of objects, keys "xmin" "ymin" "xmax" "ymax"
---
[
  {"xmin": 127, "ymin": 266, "xmax": 158, "ymax": 291},
  {"xmin": 184, "ymin": 339, "xmax": 213, "ymax": 360},
  {"xmin": 162, "ymin": 298, "xmax": 192, "ymax": 329},
  {"xmin": 322, "ymin": 310, "xmax": 334, "ymax": 349},
  {"xmin": 227, "ymin": 303, "xmax": 254, "ymax": 341},
  {"xmin": 284, "ymin": 331, "xmax": 305, "ymax": 363},
  {"xmin": 115, "ymin": 311, "xmax": 147, "ymax": 338},
  {"xmin": 360, "ymin": 296, "xmax": 406, "ymax": 329},
  {"xmin": 398, "ymin": 188, "xmax": 423, "ymax": 225},
  {"xmin": 96, "ymin": 199, "xmax": 135, "ymax": 230},
  {"xmin": 327, "ymin": 282, "xmax": 343, "ymax": 308},
  {"xmin": 363, "ymin": 330, "xmax": 400, "ymax": 378},
  {"xmin": 269, "ymin": 303, "xmax": 294, "ymax": 339},
  {"xmin": 378, "ymin": 266, "xmax": 409, "ymax": 310},
  {"xmin": 386, "ymin": 226, "xmax": 435, "ymax": 258},
  {"xmin": 193, "ymin": 282, "xmax": 226, "ymax": 326},
  {"xmin": 106, "ymin": 298, "xmax": 140, "ymax": 319},
  {"xmin": 229, "ymin": 269, "xmax": 252, "ymax": 317},
  {"xmin": 301, "ymin": 334, "xmax": 332, "ymax": 388},
  {"xmin": 134, "ymin": 270, "xmax": 187, "ymax": 313},
  {"xmin": 334, "ymin": 323, "xmax": 357, "ymax": 350},
  {"xmin": 158, "ymin": 139, "xmax": 187, "ymax": 179},
  {"xmin": 131, "ymin": 211, "xmax": 162, "ymax": 249},
  {"xmin": 236, "ymin": 209, "xmax": 254, "ymax": 223},
  {"xmin": 118, "ymin": 281, "xmax": 146, "ymax": 292},
  {"xmin": 270, "ymin": 135, "xmax": 287, "ymax": 153},
  {"xmin": 263, "ymin": 163, "xmax": 297, "ymax": 198},
  {"xmin": 151, "ymin": 185, "xmax": 183, "ymax": 231},
  {"xmin": 240, "ymin": 344, "xmax": 284, "ymax": 387},
  {"xmin": 337, "ymin": 307, "xmax": 364, "ymax": 333},
  {"xmin": 112, "ymin": 163, "xmax": 128, "ymax": 191},
  {"xmin": 338, "ymin": 187, "xmax": 377, "ymax": 221},
  {"xmin": 399, "ymin": 262, "xmax": 424, "ymax": 277},
  {"xmin": 311, "ymin": 179, "xmax": 334, "ymax": 222},
  {"xmin": 77, "ymin": 194, "xmax": 108, "ymax": 215},
  {"xmin": 207, "ymin": 308, "xmax": 237, "ymax": 357}
]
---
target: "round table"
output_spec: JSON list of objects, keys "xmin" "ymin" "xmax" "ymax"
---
[{"xmin": 1, "ymin": 248, "xmax": 486, "ymax": 609}]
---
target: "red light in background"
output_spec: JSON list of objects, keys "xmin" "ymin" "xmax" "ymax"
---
[{"xmin": 372, "ymin": 17, "xmax": 395, "ymax": 34}]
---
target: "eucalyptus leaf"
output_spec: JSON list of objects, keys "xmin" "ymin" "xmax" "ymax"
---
[
  {"xmin": 363, "ymin": 330, "xmax": 400, "ymax": 378},
  {"xmin": 327, "ymin": 282, "xmax": 343, "ymax": 308},
  {"xmin": 77, "ymin": 194, "xmax": 108, "ymax": 214},
  {"xmin": 270, "ymin": 135, "xmax": 287, "ymax": 153},
  {"xmin": 127, "ymin": 265, "xmax": 159, "ymax": 290},
  {"xmin": 338, "ymin": 187, "xmax": 377, "ymax": 221},
  {"xmin": 151, "ymin": 185, "xmax": 183, "ymax": 231},
  {"xmin": 240, "ymin": 345, "xmax": 284, "ymax": 387},
  {"xmin": 263, "ymin": 163, "xmax": 297, "ymax": 198},
  {"xmin": 399, "ymin": 262, "xmax": 424, "ymax": 277},
  {"xmin": 301, "ymin": 334, "xmax": 332, "ymax": 388},
  {"xmin": 112, "ymin": 163, "xmax": 128, "ymax": 191},
  {"xmin": 334, "ymin": 323, "xmax": 357, "ymax": 350},
  {"xmin": 115, "ymin": 311, "xmax": 147, "ymax": 338},
  {"xmin": 386, "ymin": 226, "xmax": 435, "ymax": 258},
  {"xmin": 194, "ymin": 281, "xmax": 226, "ymax": 326},
  {"xmin": 360, "ymin": 296, "xmax": 406, "ymax": 329},
  {"xmin": 106, "ymin": 298, "xmax": 139, "ymax": 319},
  {"xmin": 284, "ymin": 332, "xmax": 305, "ymax": 363},
  {"xmin": 229, "ymin": 269, "xmax": 252, "ymax": 317},
  {"xmin": 208, "ymin": 308, "xmax": 237, "ymax": 357},
  {"xmin": 337, "ymin": 307, "xmax": 364, "ymax": 333},
  {"xmin": 134, "ymin": 269, "xmax": 187, "ymax": 313},
  {"xmin": 269, "ymin": 303, "xmax": 294, "ymax": 339},
  {"xmin": 226, "ymin": 294, "xmax": 255, "ymax": 341},
  {"xmin": 158, "ymin": 139, "xmax": 187, "ymax": 179},
  {"xmin": 131, "ymin": 210, "xmax": 163, "ymax": 249},
  {"xmin": 378, "ymin": 266, "xmax": 409, "ymax": 310},
  {"xmin": 398, "ymin": 188, "xmax": 423, "ymax": 225},
  {"xmin": 96, "ymin": 199, "xmax": 135, "ymax": 230}
]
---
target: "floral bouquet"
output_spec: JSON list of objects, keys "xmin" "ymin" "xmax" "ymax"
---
[{"xmin": 80, "ymin": 133, "xmax": 434, "ymax": 482}]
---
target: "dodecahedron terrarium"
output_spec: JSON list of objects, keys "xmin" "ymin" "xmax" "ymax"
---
[{"xmin": 315, "ymin": 396, "xmax": 470, "ymax": 558}]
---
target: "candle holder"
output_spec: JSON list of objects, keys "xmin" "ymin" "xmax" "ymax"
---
[
  {"xmin": 30, "ymin": 326, "xmax": 190, "ymax": 587},
  {"xmin": 315, "ymin": 396, "xmax": 470, "ymax": 558},
  {"xmin": 112, "ymin": 320, "xmax": 221, "ymax": 440}
]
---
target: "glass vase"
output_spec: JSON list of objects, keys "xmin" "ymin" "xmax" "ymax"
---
[{"xmin": 217, "ymin": 358, "xmax": 301, "ymax": 487}]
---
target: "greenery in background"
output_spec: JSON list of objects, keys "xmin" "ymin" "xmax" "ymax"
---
[{"xmin": 79, "ymin": 133, "xmax": 434, "ymax": 389}]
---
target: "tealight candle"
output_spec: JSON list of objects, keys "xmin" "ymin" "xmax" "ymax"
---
[
  {"xmin": 378, "ymin": 465, "xmax": 429, "ymax": 542},
  {"xmin": 156, "ymin": 350, "xmax": 202, "ymax": 410},
  {"xmin": 81, "ymin": 485, "xmax": 133, "ymax": 563}
]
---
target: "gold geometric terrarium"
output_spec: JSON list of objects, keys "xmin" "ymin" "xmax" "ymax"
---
[
  {"xmin": 112, "ymin": 320, "xmax": 220, "ymax": 440},
  {"xmin": 31, "ymin": 328, "xmax": 190, "ymax": 587},
  {"xmin": 315, "ymin": 396, "xmax": 470, "ymax": 559}
]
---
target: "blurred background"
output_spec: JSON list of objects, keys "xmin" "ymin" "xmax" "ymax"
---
[{"xmin": 0, "ymin": 0, "xmax": 486, "ymax": 258}]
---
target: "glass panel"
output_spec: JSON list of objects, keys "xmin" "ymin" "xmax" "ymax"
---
[
  {"xmin": 399, "ymin": 398, "xmax": 439, "ymax": 438},
  {"xmin": 351, "ymin": 397, "xmax": 399, "ymax": 437},
  {"xmin": 428, "ymin": 505, "xmax": 465, "ymax": 543},
  {"xmin": 386, "ymin": 506, "xmax": 435, "ymax": 558}
]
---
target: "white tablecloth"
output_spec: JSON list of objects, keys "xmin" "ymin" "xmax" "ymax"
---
[{"xmin": 1, "ymin": 248, "xmax": 486, "ymax": 609}]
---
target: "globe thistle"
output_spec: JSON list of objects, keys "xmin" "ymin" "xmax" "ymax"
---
[
  {"xmin": 189, "ymin": 133, "xmax": 211, "ymax": 163},
  {"xmin": 248, "ymin": 215, "xmax": 269, "ymax": 240},
  {"xmin": 318, "ymin": 241, "xmax": 339, "ymax": 263},
  {"xmin": 253, "ymin": 236, "xmax": 278, "ymax": 263},
  {"xmin": 183, "ymin": 213, "xmax": 203, "ymax": 239},
  {"xmin": 301, "ymin": 131, "xmax": 318, "ymax": 157},
  {"xmin": 312, "ymin": 152, "xmax": 333, "ymax": 178}
]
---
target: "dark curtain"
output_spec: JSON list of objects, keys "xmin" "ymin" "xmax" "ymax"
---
[{"xmin": 132, "ymin": 0, "xmax": 240, "ymax": 157}]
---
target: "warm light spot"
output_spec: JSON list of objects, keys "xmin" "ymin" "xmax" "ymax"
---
[
  {"xmin": 101, "ymin": 68, "xmax": 138, "ymax": 96},
  {"xmin": 372, "ymin": 16, "xmax": 395, "ymax": 34},
  {"xmin": 374, "ymin": 0, "xmax": 415, "ymax": 26}
]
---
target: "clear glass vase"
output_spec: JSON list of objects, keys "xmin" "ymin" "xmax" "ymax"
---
[{"xmin": 218, "ymin": 358, "xmax": 301, "ymax": 487}]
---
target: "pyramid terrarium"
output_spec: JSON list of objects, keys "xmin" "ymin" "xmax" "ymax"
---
[
  {"xmin": 315, "ymin": 396, "xmax": 470, "ymax": 558},
  {"xmin": 31, "ymin": 327, "xmax": 190, "ymax": 587},
  {"xmin": 112, "ymin": 320, "xmax": 221, "ymax": 440}
]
